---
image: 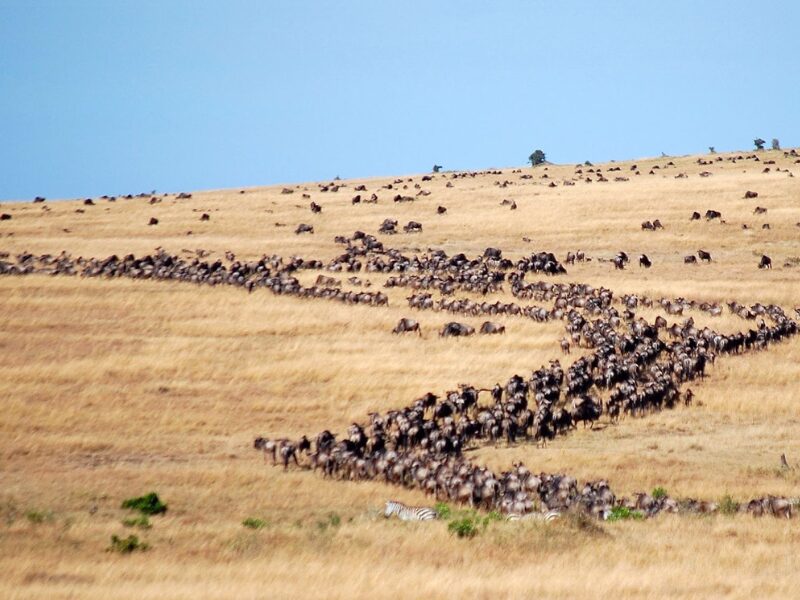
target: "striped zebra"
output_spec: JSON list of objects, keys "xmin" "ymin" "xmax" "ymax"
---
[
  {"xmin": 384, "ymin": 500, "xmax": 437, "ymax": 521},
  {"xmin": 506, "ymin": 510, "xmax": 561, "ymax": 523}
]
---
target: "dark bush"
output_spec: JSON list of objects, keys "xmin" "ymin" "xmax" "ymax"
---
[{"xmin": 121, "ymin": 492, "xmax": 167, "ymax": 515}]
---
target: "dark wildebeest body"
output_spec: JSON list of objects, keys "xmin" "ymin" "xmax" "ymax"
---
[
  {"xmin": 440, "ymin": 322, "xmax": 475, "ymax": 337},
  {"xmin": 480, "ymin": 321, "xmax": 505, "ymax": 335},
  {"xmin": 697, "ymin": 250, "xmax": 712, "ymax": 262},
  {"xmin": 639, "ymin": 254, "xmax": 652, "ymax": 268},
  {"xmin": 393, "ymin": 318, "xmax": 421, "ymax": 335},
  {"xmin": 759, "ymin": 255, "xmax": 772, "ymax": 269}
]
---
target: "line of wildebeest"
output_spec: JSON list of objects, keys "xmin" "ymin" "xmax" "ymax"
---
[{"xmin": 3, "ymin": 232, "xmax": 797, "ymax": 520}]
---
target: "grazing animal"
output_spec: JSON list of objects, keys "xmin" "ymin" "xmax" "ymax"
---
[
  {"xmin": 310, "ymin": 202, "xmax": 322, "ymax": 213},
  {"xmin": 148, "ymin": 217, "xmax": 159, "ymax": 226},
  {"xmin": 440, "ymin": 322, "xmax": 475, "ymax": 337},
  {"xmin": 393, "ymin": 318, "xmax": 421, "ymax": 335},
  {"xmin": 480, "ymin": 321, "xmax": 506, "ymax": 335},
  {"xmin": 200, "ymin": 213, "xmax": 210, "ymax": 221},
  {"xmin": 745, "ymin": 191, "xmax": 759, "ymax": 199},
  {"xmin": 684, "ymin": 255, "xmax": 697, "ymax": 264},
  {"xmin": 507, "ymin": 510, "xmax": 561, "ymax": 523},
  {"xmin": 384, "ymin": 500, "xmax": 437, "ymax": 521},
  {"xmin": 0, "ymin": 213, "xmax": 11, "ymax": 221},
  {"xmin": 437, "ymin": 206, "xmax": 447, "ymax": 214},
  {"xmin": 652, "ymin": 219, "xmax": 663, "ymax": 229},
  {"xmin": 295, "ymin": 223, "xmax": 314, "ymax": 234},
  {"xmin": 759, "ymin": 255, "xmax": 772, "ymax": 269},
  {"xmin": 697, "ymin": 250, "xmax": 712, "ymax": 262},
  {"xmin": 705, "ymin": 210, "xmax": 722, "ymax": 220},
  {"xmin": 639, "ymin": 254, "xmax": 652, "ymax": 268},
  {"xmin": 753, "ymin": 206, "xmax": 767, "ymax": 214}
]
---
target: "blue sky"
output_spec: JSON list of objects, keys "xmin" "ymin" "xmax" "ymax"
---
[{"xmin": 1, "ymin": 1, "xmax": 798, "ymax": 200}]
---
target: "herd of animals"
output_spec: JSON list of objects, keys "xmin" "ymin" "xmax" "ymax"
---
[{"xmin": 2, "ymin": 149, "xmax": 799, "ymax": 524}]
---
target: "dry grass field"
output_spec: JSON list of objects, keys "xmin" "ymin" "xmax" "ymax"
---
[{"xmin": 1, "ymin": 149, "xmax": 800, "ymax": 599}]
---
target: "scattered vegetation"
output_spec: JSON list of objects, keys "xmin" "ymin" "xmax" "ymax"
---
[
  {"xmin": 242, "ymin": 517, "xmax": 268, "ymax": 530},
  {"xmin": 108, "ymin": 534, "xmax": 149, "ymax": 554},
  {"xmin": 316, "ymin": 512, "xmax": 341, "ymax": 533},
  {"xmin": 434, "ymin": 502, "xmax": 452, "ymax": 519},
  {"xmin": 772, "ymin": 138, "xmax": 780, "ymax": 150},
  {"xmin": 719, "ymin": 495, "xmax": 741, "ymax": 516},
  {"xmin": 25, "ymin": 510, "xmax": 54, "ymax": 524},
  {"xmin": 121, "ymin": 492, "xmax": 167, "ymax": 515},
  {"xmin": 445, "ymin": 509, "xmax": 503, "ymax": 539},
  {"xmin": 606, "ymin": 506, "xmax": 645, "ymax": 522},
  {"xmin": 432, "ymin": 164, "xmax": 442, "ymax": 173},
  {"xmin": 754, "ymin": 138, "xmax": 766, "ymax": 150},
  {"xmin": 528, "ymin": 149, "xmax": 546, "ymax": 166},
  {"xmin": 652, "ymin": 487, "xmax": 668, "ymax": 500},
  {"xmin": 708, "ymin": 146, "xmax": 716, "ymax": 153}
]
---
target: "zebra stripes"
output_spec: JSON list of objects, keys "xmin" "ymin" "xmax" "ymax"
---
[
  {"xmin": 384, "ymin": 500, "xmax": 437, "ymax": 521},
  {"xmin": 506, "ymin": 510, "xmax": 561, "ymax": 523}
]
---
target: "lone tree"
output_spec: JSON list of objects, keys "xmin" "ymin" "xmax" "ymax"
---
[
  {"xmin": 771, "ymin": 138, "xmax": 780, "ymax": 150},
  {"xmin": 754, "ymin": 138, "xmax": 766, "ymax": 150},
  {"xmin": 432, "ymin": 164, "xmax": 443, "ymax": 173},
  {"xmin": 528, "ymin": 149, "xmax": 546, "ymax": 166},
  {"xmin": 708, "ymin": 146, "xmax": 716, "ymax": 154}
]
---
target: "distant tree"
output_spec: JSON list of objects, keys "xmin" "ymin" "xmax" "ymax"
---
[
  {"xmin": 584, "ymin": 160, "xmax": 593, "ymax": 167},
  {"xmin": 708, "ymin": 146, "xmax": 716, "ymax": 154},
  {"xmin": 528, "ymin": 149, "xmax": 546, "ymax": 166},
  {"xmin": 771, "ymin": 138, "xmax": 780, "ymax": 150},
  {"xmin": 432, "ymin": 164, "xmax": 443, "ymax": 173},
  {"xmin": 754, "ymin": 138, "xmax": 766, "ymax": 150}
]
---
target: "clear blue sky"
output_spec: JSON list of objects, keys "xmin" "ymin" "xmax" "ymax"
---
[{"xmin": 1, "ymin": 1, "xmax": 798, "ymax": 201}]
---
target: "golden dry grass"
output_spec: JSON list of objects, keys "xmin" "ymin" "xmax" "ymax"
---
[{"xmin": 1, "ymin": 149, "xmax": 800, "ymax": 598}]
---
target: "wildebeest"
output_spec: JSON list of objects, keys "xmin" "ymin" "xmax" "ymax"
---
[
  {"xmin": 639, "ymin": 254, "xmax": 652, "ymax": 268},
  {"xmin": 684, "ymin": 255, "xmax": 697, "ymax": 264},
  {"xmin": 403, "ymin": 221, "xmax": 422, "ymax": 233},
  {"xmin": 697, "ymin": 249, "xmax": 712, "ymax": 262},
  {"xmin": 393, "ymin": 318, "xmax": 421, "ymax": 335},
  {"xmin": 690, "ymin": 211, "xmax": 701, "ymax": 220},
  {"xmin": 310, "ymin": 202, "xmax": 322, "ymax": 213},
  {"xmin": 200, "ymin": 213, "xmax": 210, "ymax": 221},
  {"xmin": 759, "ymin": 255, "xmax": 772, "ymax": 269},
  {"xmin": 745, "ymin": 191, "xmax": 759, "ymax": 199},
  {"xmin": 437, "ymin": 206, "xmax": 447, "ymax": 214},
  {"xmin": 148, "ymin": 217, "xmax": 159, "ymax": 226},
  {"xmin": 652, "ymin": 219, "xmax": 663, "ymax": 229},
  {"xmin": 480, "ymin": 321, "xmax": 505, "ymax": 335},
  {"xmin": 0, "ymin": 213, "xmax": 11, "ymax": 221},
  {"xmin": 705, "ymin": 210, "xmax": 722, "ymax": 220},
  {"xmin": 295, "ymin": 223, "xmax": 314, "ymax": 234},
  {"xmin": 753, "ymin": 206, "xmax": 767, "ymax": 214},
  {"xmin": 440, "ymin": 322, "xmax": 475, "ymax": 337},
  {"xmin": 641, "ymin": 221, "xmax": 654, "ymax": 231}
]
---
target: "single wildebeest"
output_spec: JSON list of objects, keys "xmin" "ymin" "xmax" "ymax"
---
[
  {"xmin": 437, "ymin": 206, "xmax": 447, "ymax": 214},
  {"xmin": 200, "ymin": 213, "xmax": 210, "ymax": 221},
  {"xmin": 698, "ymin": 249, "xmax": 712, "ymax": 262},
  {"xmin": 0, "ymin": 213, "xmax": 11, "ymax": 221},
  {"xmin": 639, "ymin": 254, "xmax": 652, "ymax": 268},
  {"xmin": 403, "ymin": 221, "xmax": 422, "ymax": 233},
  {"xmin": 684, "ymin": 255, "xmax": 697, "ymax": 264},
  {"xmin": 759, "ymin": 255, "xmax": 772, "ymax": 269},
  {"xmin": 148, "ymin": 217, "xmax": 159, "ymax": 226},
  {"xmin": 762, "ymin": 223, "xmax": 770, "ymax": 230},
  {"xmin": 613, "ymin": 255, "xmax": 626, "ymax": 270},
  {"xmin": 393, "ymin": 318, "xmax": 421, "ymax": 335},
  {"xmin": 295, "ymin": 223, "xmax": 314, "ymax": 234},
  {"xmin": 310, "ymin": 202, "xmax": 322, "ymax": 213},
  {"xmin": 753, "ymin": 205, "xmax": 767, "ymax": 214},
  {"xmin": 705, "ymin": 210, "xmax": 722, "ymax": 220},
  {"xmin": 652, "ymin": 219, "xmax": 663, "ymax": 229},
  {"xmin": 641, "ymin": 220, "xmax": 654, "ymax": 231},
  {"xmin": 691, "ymin": 211, "xmax": 701, "ymax": 220},
  {"xmin": 440, "ymin": 322, "xmax": 475, "ymax": 337},
  {"xmin": 744, "ymin": 191, "xmax": 759, "ymax": 199},
  {"xmin": 480, "ymin": 321, "xmax": 505, "ymax": 335}
]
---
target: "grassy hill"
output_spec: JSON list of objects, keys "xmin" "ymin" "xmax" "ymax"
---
[{"xmin": 1, "ymin": 149, "xmax": 800, "ymax": 598}]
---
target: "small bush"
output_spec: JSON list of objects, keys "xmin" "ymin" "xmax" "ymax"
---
[
  {"xmin": 108, "ymin": 534, "xmax": 149, "ymax": 554},
  {"xmin": 434, "ymin": 502, "xmax": 452, "ymax": 520},
  {"xmin": 448, "ymin": 517, "xmax": 479, "ymax": 539},
  {"xmin": 242, "ymin": 517, "xmax": 268, "ymax": 530},
  {"xmin": 122, "ymin": 515, "xmax": 152, "ymax": 529},
  {"xmin": 485, "ymin": 510, "xmax": 503, "ymax": 523},
  {"xmin": 26, "ymin": 510, "xmax": 54, "ymax": 524},
  {"xmin": 121, "ymin": 492, "xmax": 167, "ymax": 515},
  {"xmin": 316, "ymin": 512, "xmax": 341, "ymax": 532},
  {"xmin": 652, "ymin": 487, "xmax": 668, "ymax": 500},
  {"xmin": 719, "ymin": 495, "xmax": 740, "ymax": 516},
  {"xmin": 606, "ymin": 506, "xmax": 645, "ymax": 522}
]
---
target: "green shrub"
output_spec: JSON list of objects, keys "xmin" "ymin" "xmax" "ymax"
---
[
  {"xmin": 25, "ymin": 510, "xmax": 54, "ymax": 524},
  {"xmin": 121, "ymin": 492, "xmax": 167, "ymax": 515},
  {"xmin": 242, "ymin": 517, "xmax": 268, "ymax": 530},
  {"xmin": 108, "ymin": 534, "xmax": 149, "ymax": 554},
  {"xmin": 316, "ymin": 512, "xmax": 341, "ymax": 532},
  {"xmin": 719, "ymin": 495, "xmax": 740, "ymax": 516},
  {"xmin": 122, "ymin": 515, "xmax": 152, "ymax": 529},
  {"xmin": 434, "ymin": 502, "xmax": 452, "ymax": 520},
  {"xmin": 652, "ymin": 487, "xmax": 668, "ymax": 500},
  {"xmin": 484, "ymin": 510, "xmax": 503, "ymax": 523},
  {"xmin": 606, "ymin": 506, "xmax": 645, "ymax": 522},
  {"xmin": 448, "ymin": 517, "xmax": 479, "ymax": 539}
]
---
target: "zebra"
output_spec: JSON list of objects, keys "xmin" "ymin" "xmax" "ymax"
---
[
  {"xmin": 384, "ymin": 500, "xmax": 437, "ymax": 521},
  {"xmin": 506, "ymin": 510, "xmax": 561, "ymax": 523}
]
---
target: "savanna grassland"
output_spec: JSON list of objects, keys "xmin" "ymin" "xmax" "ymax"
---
[{"xmin": 1, "ymin": 149, "xmax": 800, "ymax": 599}]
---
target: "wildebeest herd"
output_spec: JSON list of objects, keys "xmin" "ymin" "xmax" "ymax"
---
[{"xmin": 2, "ymin": 153, "xmax": 798, "ymax": 523}]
